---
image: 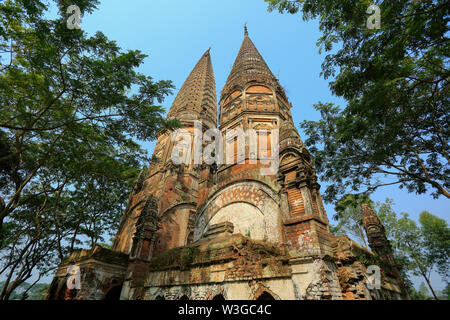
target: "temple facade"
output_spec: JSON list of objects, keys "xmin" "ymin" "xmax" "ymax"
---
[{"xmin": 45, "ymin": 29, "xmax": 409, "ymax": 301}]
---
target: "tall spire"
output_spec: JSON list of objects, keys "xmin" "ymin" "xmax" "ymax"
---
[
  {"xmin": 167, "ymin": 49, "xmax": 217, "ymax": 129},
  {"xmin": 361, "ymin": 203, "xmax": 410, "ymax": 299},
  {"xmin": 221, "ymin": 31, "xmax": 282, "ymax": 100}
]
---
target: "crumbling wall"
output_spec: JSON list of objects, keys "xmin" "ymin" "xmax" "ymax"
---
[
  {"xmin": 46, "ymin": 245, "xmax": 128, "ymax": 300},
  {"xmin": 333, "ymin": 235, "xmax": 404, "ymax": 300}
]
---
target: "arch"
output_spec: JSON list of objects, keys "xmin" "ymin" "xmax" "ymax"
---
[
  {"xmin": 256, "ymin": 292, "xmax": 275, "ymax": 300},
  {"xmin": 279, "ymin": 147, "xmax": 313, "ymax": 171},
  {"xmin": 194, "ymin": 181, "xmax": 282, "ymax": 243},
  {"xmin": 253, "ymin": 123, "xmax": 274, "ymax": 130},
  {"xmin": 153, "ymin": 205, "xmax": 192, "ymax": 257},
  {"xmin": 104, "ymin": 285, "xmax": 122, "ymax": 301},
  {"xmin": 223, "ymin": 89, "xmax": 242, "ymax": 105},
  {"xmin": 179, "ymin": 295, "xmax": 189, "ymax": 300},
  {"xmin": 280, "ymin": 151, "xmax": 301, "ymax": 168},
  {"xmin": 56, "ymin": 281, "xmax": 67, "ymax": 300},
  {"xmin": 176, "ymin": 112, "xmax": 199, "ymax": 121},
  {"xmin": 210, "ymin": 202, "xmax": 267, "ymax": 240},
  {"xmin": 246, "ymin": 84, "xmax": 273, "ymax": 94},
  {"xmin": 279, "ymin": 148, "xmax": 302, "ymax": 160},
  {"xmin": 212, "ymin": 294, "xmax": 225, "ymax": 300}
]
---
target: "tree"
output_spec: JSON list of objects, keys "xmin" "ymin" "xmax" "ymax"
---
[
  {"xmin": 265, "ymin": 0, "xmax": 449, "ymax": 202},
  {"xmin": 331, "ymin": 196, "xmax": 449, "ymax": 299},
  {"xmin": 409, "ymin": 282, "xmax": 431, "ymax": 300},
  {"xmin": 444, "ymin": 282, "xmax": 450, "ymax": 300},
  {"xmin": 0, "ymin": 281, "xmax": 49, "ymax": 300},
  {"xmin": 377, "ymin": 207, "xmax": 448, "ymax": 300},
  {"xmin": 419, "ymin": 211, "xmax": 450, "ymax": 283},
  {"xmin": 0, "ymin": 0, "xmax": 178, "ymax": 299},
  {"xmin": 329, "ymin": 193, "xmax": 372, "ymax": 249}
]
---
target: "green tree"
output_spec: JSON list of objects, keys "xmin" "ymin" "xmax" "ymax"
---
[
  {"xmin": 419, "ymin": 211, "xmax": 450, "ymax": 283},
  {"xmin": 409, "ymin": 282, "xmax": 431, "ymax": 300},
  {"xmin": 0, "ymin": 281, "xmax": 49, "ymax": 300},
  {"xmin": 444, "ymin": 282, "xmax": 450, "ymax": 300},
  {"xmin": 332, "ymin": 196, "xmax": 448, "ymax": 299},
  {"xmin": 378, "ymin": 208, "xmax": 448, "ymax": 300},
  {"xmin": 329, "ymin": 193, "xmax": 372, "ymax": 249},
  {"xmin": 265, "ymin": 0, "xmax": 449, "ymax": 202},
  {"xmin": 26, "ymin": 283, "xmax": 50, "ymax": 300},
  {"xmin": 0, "ymin": 0, "xmax": 178, "ymax": 300}
]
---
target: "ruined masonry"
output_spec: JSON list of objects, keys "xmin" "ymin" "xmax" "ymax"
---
[{"xmin": 46, "ymin": 29, "xmax": 409, "ymax": 300}]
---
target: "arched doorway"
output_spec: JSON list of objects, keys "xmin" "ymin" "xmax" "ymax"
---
[
  {"xmin": 256, "ymin": 292, "xmax": 275, "ymax": 300},
  {"xmin": 212, "ymin": 294, "xmax": 225, "ymax": 300},
  {"xmin": 179, "ymin": 295, "xmax": 189, "ymax": 300},
  {"xmin": 104, "ymin": 285, "xmax": 123, "ymax": 300}
]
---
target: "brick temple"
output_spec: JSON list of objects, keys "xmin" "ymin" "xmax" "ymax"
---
[{"xmin": 46, "ymin": 28, "xmax": 409, "ymax": 300}]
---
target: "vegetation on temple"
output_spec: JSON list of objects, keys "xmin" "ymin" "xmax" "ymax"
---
[
  {"xmin": 330, "ymin": 194, "xmax": 373, "ymax": 249},
  {"xmin": 331, "ymin": 196, "xmax": 449, "ymax": 299},
  {"xmin": 0, "ymin": 0, "xmax": 176, "ymax": 300},
  {"xmin": 265, "ymin": 0, "xmax": 449, "ymax": 201}
]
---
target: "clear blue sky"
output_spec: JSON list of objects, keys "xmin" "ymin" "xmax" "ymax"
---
[{"xmin": 62, "ymin": 0, "xmax": 448, "ymax": 290}]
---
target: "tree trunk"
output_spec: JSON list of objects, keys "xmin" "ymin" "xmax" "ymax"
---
[
  {"xmin": 359, "ymin": 226, "xmax": 369, "ymax": 250},
  {"xmin": 409, "ymin": 248, "xmax": 439, "ymax": 300}
]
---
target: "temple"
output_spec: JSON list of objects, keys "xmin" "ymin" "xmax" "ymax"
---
[{"xmin": 45, "ymin": 29, "xmax": 409, "ymax": 300}]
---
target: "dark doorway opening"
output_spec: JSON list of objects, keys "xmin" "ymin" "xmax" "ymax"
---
[
  {"xmin": 104, "ymin": 285, "xmax": 123, "ymax": 300},
  {"xmin": 256, "ymin": 292, "xmax": 275, "ymax": 300}
]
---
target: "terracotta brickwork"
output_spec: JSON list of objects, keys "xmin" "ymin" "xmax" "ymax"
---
[{"xmin": 47, "ymin": 29, "xmax": 408, "ymax": 300}]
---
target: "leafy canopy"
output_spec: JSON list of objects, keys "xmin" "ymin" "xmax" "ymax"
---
[
  {"xmin": 0, "ymin": 0, "xmax": 177, "ymax": 299},
  {"xmin": 266, "ymin": 0, "xmax": 449, "ymax": 201}
]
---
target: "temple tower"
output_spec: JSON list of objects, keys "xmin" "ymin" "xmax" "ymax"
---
[
  {"xmin": 191, "ymin": 28, "xmax": 342, "ymax": 299},
  {"xmin": 112, "ymin": 49, "xmax": 217, "ymax": 299},
  {"xmin": 46, "ymin": 31, "xmax": 409, "ymax": 301},
  {"xmin": 113, "ymin": 49, "xmax": 217, "ymax": 256},
  {"xmin": 361, "ymin": 203, "xmax": 410, "ymax": 299}
]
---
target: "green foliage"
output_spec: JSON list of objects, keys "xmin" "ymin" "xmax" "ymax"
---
[
  {"xmin": 0, "ymin": 0, "xmax": 177, "ymax": 299},
  {"xmin": 0, "ymin": 281, "xmax": 49, "ymax": 300},
  {"xmin": 331, "ymin": 195, "xmax": 449, "ymax": 298},
  {"xmin": 409, "ymin": 282, "xmax": 432, "ymax": 300},
  {"xmin": 419, "ymin": 211, "xmax": 450, "ymax": 282},
  {"xmin": 330, "ymin": 193, "xmax": 373, "ymax": 248},
  {"xmin": 377, "ymin": 204, "xmax": 449, "ymax": 299},
  {"xmin": 444, "ymin": 282, "xmax": 450, "ymax": 300},
  {"xmin": 266, "ymin": 0, "xmax": 449, "ymax": 201}
]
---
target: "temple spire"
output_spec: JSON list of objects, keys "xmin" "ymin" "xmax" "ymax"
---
[
  {"xmin": 221, "ymin": 30, "xmax": 283, "ymax": 100},
  {"xmin": 167, "ymin": 49, "xmax": 217, "ymax": 129}
]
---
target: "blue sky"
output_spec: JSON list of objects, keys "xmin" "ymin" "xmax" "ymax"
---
[{"xmin": 59, "ymin": 0, "xmax": 448, "ymax": 290}]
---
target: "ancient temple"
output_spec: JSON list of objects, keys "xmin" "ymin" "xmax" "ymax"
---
[{"xmin": 45, "ymin": 29, "xmax": 408, "ymax": 301}]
